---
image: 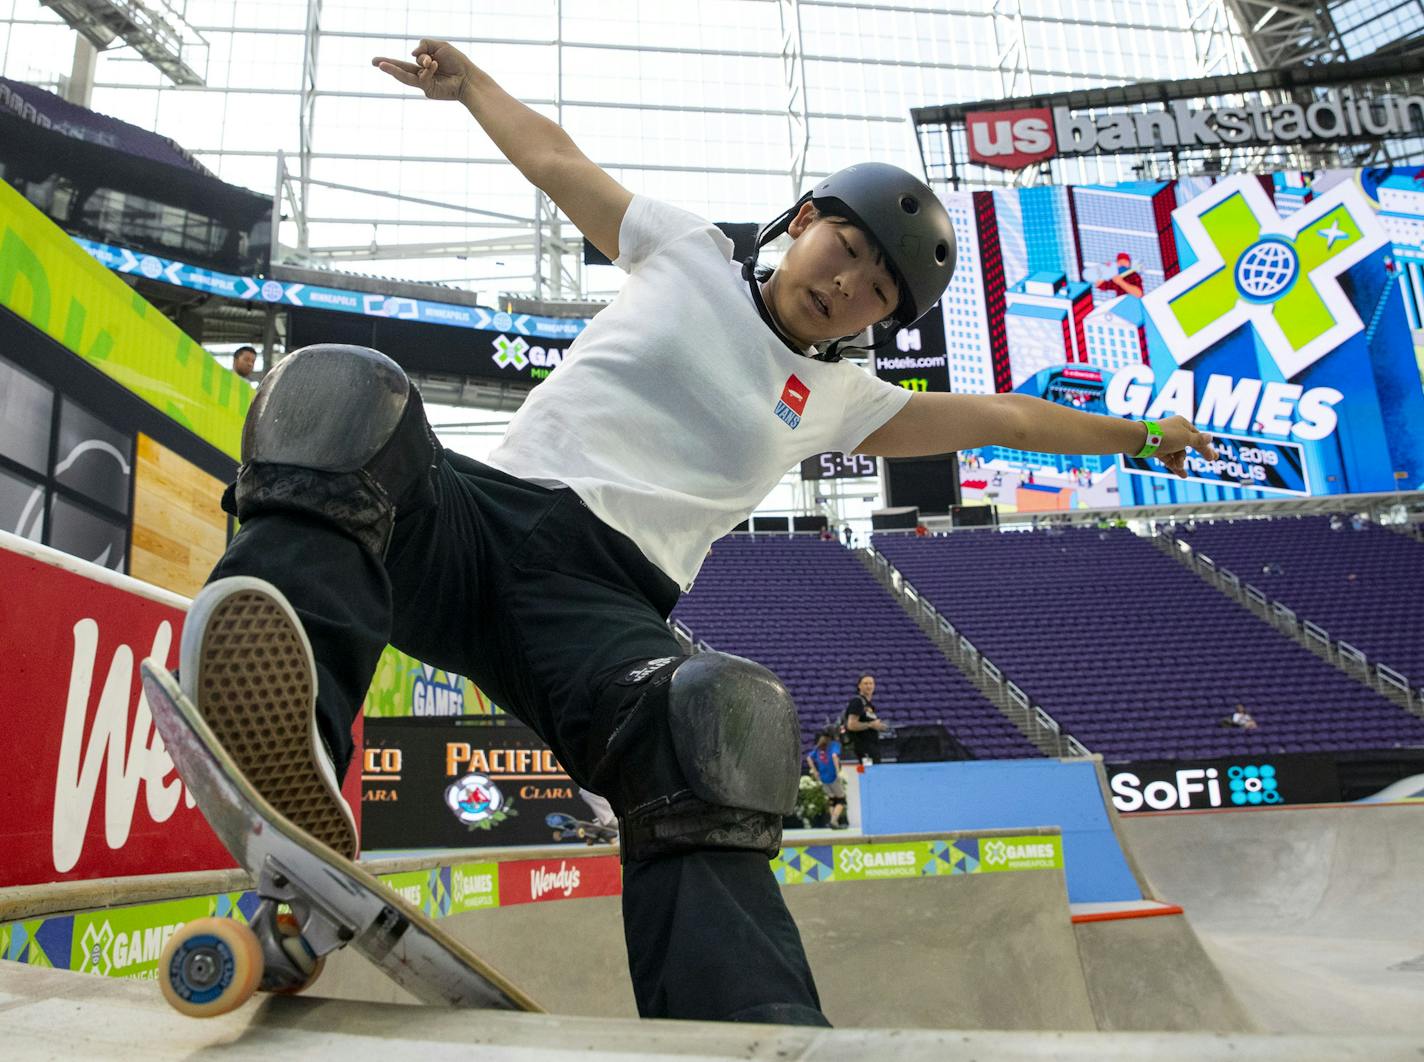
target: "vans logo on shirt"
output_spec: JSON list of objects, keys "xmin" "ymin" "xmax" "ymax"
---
[{"xmin": 774, "ymin": 374, "xmax": 810, "ymax": 429}]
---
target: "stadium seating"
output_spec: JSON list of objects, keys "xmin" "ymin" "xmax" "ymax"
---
[
  {"xmin": 671, "ymin": 535, "xmax": 1042, "ymax": 759},
  {"xmin": 1173, "ymin": 516, "xmax": 1424, "ymax": 687},
  {"xmin": 872, "ymin": 528, "xmax": 1424, "ymax": 761}
]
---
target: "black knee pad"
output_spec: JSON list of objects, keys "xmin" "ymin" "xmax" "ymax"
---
[
  {"xmin": 222, "ymin": 344, "xmax": 439, "ymax": 558},
  {"xmin": 589, "ymin": 653, "xmax": 801, "ymax": 862}
]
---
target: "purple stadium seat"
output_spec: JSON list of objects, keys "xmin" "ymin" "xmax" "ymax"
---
[
  {"xmin": 672, "ymin": 535, "xmax": 1042, "ymax": 759},
  {"xmin": 1174, "ymin": 516, "xmax": 1424, "ymax": 685},
  {"xmin": 872, "ymin": 527, "xmax": 1424, "ymax": 762}
]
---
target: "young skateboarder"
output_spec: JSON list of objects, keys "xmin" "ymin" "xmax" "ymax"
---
[{"xmin": 180, "ymin": 38, "xmax": 1216, "ymax": 1026}]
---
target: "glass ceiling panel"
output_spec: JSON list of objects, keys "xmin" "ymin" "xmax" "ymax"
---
[{"xmin": 2, "ymin": 0, "xmax": 1224, "ymax": 303}]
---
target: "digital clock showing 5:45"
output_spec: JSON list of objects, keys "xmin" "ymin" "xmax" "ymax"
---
[{"xmin": 800, "ymin": 452, "xmax": 879, "ymax": 480}]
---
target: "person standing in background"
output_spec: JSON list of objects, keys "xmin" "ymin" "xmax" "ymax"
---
[
  {"xmin": 844, "ymin": 673, "xmax": 888, "ymax": 763},
  {"xmin": 806, "ymin": 730, "xmax": 847, "ymax": 828},
  {"xmin": 232, "ymin": 345, "xmax": 259, "ymax": 380}
]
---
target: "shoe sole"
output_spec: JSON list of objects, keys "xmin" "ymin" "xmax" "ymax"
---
[{"xmin": 182, "ymin": 579, "xmax": 358, "ymax": 859}]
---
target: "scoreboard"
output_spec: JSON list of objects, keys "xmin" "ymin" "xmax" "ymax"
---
[{"xmin": 800, "ymin": 451, "xmax": 879, "ymax": 480}]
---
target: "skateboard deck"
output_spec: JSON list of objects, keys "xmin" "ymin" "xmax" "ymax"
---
[
  {"xmin": 141, "ymin": 661, "xmax": 541, "ymax": 1016},
  {"xmin": 545, "ymin": 812, "xmax": 618, "ymax": 846}
]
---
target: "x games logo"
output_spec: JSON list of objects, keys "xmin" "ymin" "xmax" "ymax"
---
[
  {"xmin": 492, "ymin": 333, "xmax": 529, "ymax": 370},
  {"xmin": 1143, "ymin": 175, "xmax": 1389, "ymax": 380}
]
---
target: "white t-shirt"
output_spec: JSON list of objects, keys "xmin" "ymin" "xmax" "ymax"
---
[{"xmin": 485, "ymin": 195, "xmax": 911, "ymax": 590}]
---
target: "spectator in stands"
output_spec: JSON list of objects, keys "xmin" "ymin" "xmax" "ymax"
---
[
  {"xmin": 1329, "ymin": 514, "xmax": 1344, "ymax": 531},
  {"xmin": 232, "ymin": 345, "xmax": 258, "ymax": 380},
  {"xmin": 1228, "ymin": 703, "xmax": 1258, "ymax": 729},
  {"xmin": 806, "ymin": 730, "xmax": 847, "ymax": 829},
  {"xmin": 1350, "ymin": 514, "xmax": 1367, "ymax": 532},
  {"xmin": 844, "ymin": 673, "xmax": 889, "ymax": 763},
  {"xmin": 842, "ymin": 526, "xmax": 854, "ymax": 548},
  {"xmin": 1262, "ymin": 561, "xmax": 1284, "ymax": 576},
  {"xmin": 819, "ymin": 526, "xmax": 835, "ymax": 541}
]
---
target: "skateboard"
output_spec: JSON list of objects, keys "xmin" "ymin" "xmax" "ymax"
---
[
  {"xmin": 140, "ymin": 662, "xmax": 542, "ymax": 1018},
  {"xmin": 545, "ymin": 811, "xmax": 618, "ymax": 846}
]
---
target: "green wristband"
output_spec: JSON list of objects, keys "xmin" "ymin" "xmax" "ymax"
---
[{"xmin": 1134, "ymin": 419, "xmax": 1163, "ymax": 459}]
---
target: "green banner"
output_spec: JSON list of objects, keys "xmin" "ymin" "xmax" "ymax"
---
[
  {"xmin": 448, "ymin": 861, "xmax": 500, "ymax": 914},
  {"xmin": 1, "ymin": 834, "xmax": 1065, "ymax": 982},
  {"xmin": 379, "ymin": 869, "xmax": 436, "ymax": 917},
  {"xmin": 365, "ymin": 645, "xmax": 503, "ymax": 718},
  {"xmin": 0, "ymin": 180, "xmax": 249, "ymax": 459},
  {"xmin": 772, "ymin": 835, "xmax": 1064, "ymax": 885},
  {"xmin": 1, "ymin": 919, "xmax": 58, "ymax": 969},
  {"xmin": 69, "ymin": 892, "xmax": 251, "ymax": 981},
  {"xmin": 977, "ymin": 835, "xmax": 1064, "ymax": 872}
]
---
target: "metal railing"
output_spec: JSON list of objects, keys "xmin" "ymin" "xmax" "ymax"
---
[
  {"xmin": 1153, "ymin": 529, "xmax": 1422, "ymax": 718},
  {"xmin": 861, "ymin": 546, "xmax": 1084, "ymax": 758},
  {"xmin": 670, "ymin": 619, "xmax": 695, "ymax": 653}
]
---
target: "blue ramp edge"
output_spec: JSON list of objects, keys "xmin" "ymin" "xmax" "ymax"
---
[{"xmin": 859, "ymin": 760, "xmax": 1142, "ymax": 904}]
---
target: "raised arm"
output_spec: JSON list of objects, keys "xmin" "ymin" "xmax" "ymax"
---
[
  {"xmin": 855, "ymin": 392, "xmax": 1217, "ymax": 478},
  {"xmin": 374, "ymin": 39, "xmax": 632, "ymax": 261}
]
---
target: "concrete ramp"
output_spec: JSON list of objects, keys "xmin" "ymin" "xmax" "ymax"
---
[
  {"xmin": 317, "ymin": 892, "xmax": 637, "ymax": 1016},
  {"xmin": 1120, "ymin": 803, "xmax": 1424, "ymax": 1034},
  {"xmin": 319, "ymin": 829, "xmax": 1252, "ymax": 1033},
  {"xmin": 793, "ymin": 873, "xmax": 1095, "ymax": 1030},
  {"xmin": 1073, "ymin": 909, "xmax": 1254, "ymax": 1032},
  {"xmin": 3, "ymin": 825, "xmax": 1255, "ymax": 1033},
  {"xmin": 6, "ymin": 963, "xmax": 1420, "ymax": 1061},
  {"xmin": 319, "ymin": 832, "xmax": 1099, "ymax": 1030}
]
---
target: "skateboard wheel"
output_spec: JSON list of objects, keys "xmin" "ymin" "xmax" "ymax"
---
[
  {"xmin": 270, "ymin": 911, "xmax": 324, "ymax": 993},
  {"xmin": 159, "ymin": 918, "xmax": 264, "ymax": 1018}
]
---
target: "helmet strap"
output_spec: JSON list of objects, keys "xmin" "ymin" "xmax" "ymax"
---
[{"xmin": 742, "ymin": 193, "xmax": 861, "ymax": 364}]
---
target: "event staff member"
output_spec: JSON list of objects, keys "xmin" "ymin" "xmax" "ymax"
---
[{"xmin": 844, "ymin": 673, "xmax": 888, "ymax": 763}]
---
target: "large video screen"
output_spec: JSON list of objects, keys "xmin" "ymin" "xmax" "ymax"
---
[{"xmin": 940, "ymin": 167, "xmax": 1424, "ymax": 512}]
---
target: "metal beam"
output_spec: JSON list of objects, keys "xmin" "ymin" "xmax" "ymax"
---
[
  {"xmin": 305, "ymin": 235, "xmax": 561, "ymax": 262},
  {"xmin": 990, "ymin": 0, "xmax": 1033, "ymax": 102},
  {"xmin": 778, "ymin": 0, "xmax": 810, "ymax": 197},
  {"xmin": 40, "ymin": 0, "xmax": 207, "ymax": 85},
  {"xmin": 297, "ymin": 0, "xmax": 321, "ymax": 255},
  {"xmin": 1223, "ymin": 0, "xmax": 1348, "ymax": 68}
]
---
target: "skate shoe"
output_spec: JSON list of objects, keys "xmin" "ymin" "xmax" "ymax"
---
[{"xmin": 180, "ymin": 576, "xmax": 358, "ymax": 858}]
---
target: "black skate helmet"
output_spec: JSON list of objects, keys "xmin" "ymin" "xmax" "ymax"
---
[{"xmin": 743, "ymin": 162, "xmax": 957, "ymax": 353}]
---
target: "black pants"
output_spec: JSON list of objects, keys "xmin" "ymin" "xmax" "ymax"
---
[{"xmin": 210, "ymin": 450, "xmax": 826, "ymax": 1025}]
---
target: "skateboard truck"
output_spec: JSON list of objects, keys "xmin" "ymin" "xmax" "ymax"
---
[{"xmin": 249, "ymin": 856, "xmax": 412, "ymax": 991}]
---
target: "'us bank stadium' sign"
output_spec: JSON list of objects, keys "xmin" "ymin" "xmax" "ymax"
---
[{"xmin": 967, "ymin": 88, "xmax": 1424, "ymax": 171}]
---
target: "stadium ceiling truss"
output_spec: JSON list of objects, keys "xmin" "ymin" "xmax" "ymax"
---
[
  {"xmin": 1227, "ymin": 0, "xmax": 1348, "ymax": 68},
  {"xmin": 30, "ymin": 0, "xmax": 1423, "ymax": 297},
  {"xmin": 278, "ymin": 0, "xmax": 820, "ymax": 296},
  {"xmin": 40, "ymin": 0, "xmax": 206, "ymax": 85}
]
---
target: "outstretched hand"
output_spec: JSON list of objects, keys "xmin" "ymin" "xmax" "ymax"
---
[
  {"xmin": 372, "ymin": 39, "xmax": 474, "ymax": 101},
  {"xmin": 1152, "ymin": 414, "xmax": 1218, "ymax": 478}
]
